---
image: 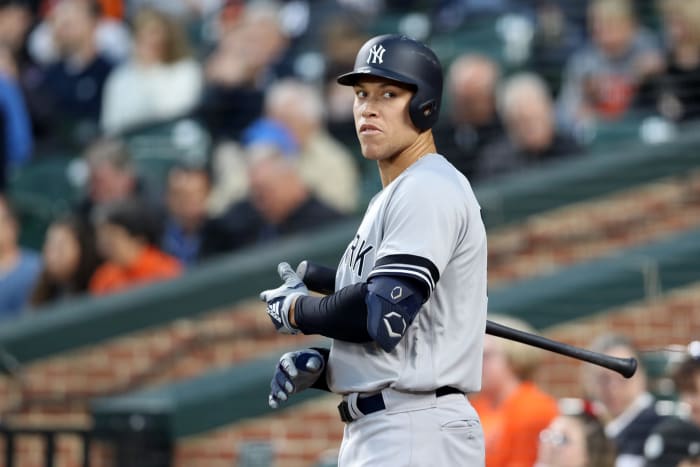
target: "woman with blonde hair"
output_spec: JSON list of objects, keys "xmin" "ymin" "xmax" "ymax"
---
[{"xmin": 100, "ymin": 7, "xmax": 203, "ymax": 134}]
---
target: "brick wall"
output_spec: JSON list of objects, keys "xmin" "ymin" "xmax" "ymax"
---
[
  {"xmin": 0, "ymin": 174, "xmax": 699, "ymax": 466},
  {"xmin": 171, "ymin": 281, "xmax": 700, "ymax": 467}
]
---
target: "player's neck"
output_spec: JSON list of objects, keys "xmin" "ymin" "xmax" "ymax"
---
[{"xmin": 378, "ymin": 131, "xmax": 436, "ymax": 187}]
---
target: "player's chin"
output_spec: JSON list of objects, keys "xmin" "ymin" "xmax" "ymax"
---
[{"xmin": 359, "ymin": 143, "xmax": 384, "ymax": 160}]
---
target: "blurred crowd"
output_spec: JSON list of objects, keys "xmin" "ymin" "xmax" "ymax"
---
[
  {"xmin": 0, "ymin": 2, "xmax": 699, "ymax": 466},
  {"xmin": 471, "ymin": 318, "xmax": 700, "ymax": 467},
  {"xmin": 1, "ymin": 0, "xmax": 700, "ymax": 318}
]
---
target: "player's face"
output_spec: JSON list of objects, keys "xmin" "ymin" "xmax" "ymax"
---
[{"xmin": 352, "ymin": 77, "xmax": 420, "ymax": 161}]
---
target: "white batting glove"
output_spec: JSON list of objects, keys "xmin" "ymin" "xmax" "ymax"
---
[
  {"xmin": 259, "ymin": 262, "xmax": 309, "ymax": 334},
  {"xmin": 269, "ymin": 349, "xmax": 325, "ymax": 409}
]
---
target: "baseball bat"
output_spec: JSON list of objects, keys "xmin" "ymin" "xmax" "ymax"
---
[{"xmin": 295, "ymin": 260, "xmax": 638, "ymax": 378}]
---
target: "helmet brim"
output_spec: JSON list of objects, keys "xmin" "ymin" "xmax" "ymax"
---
[{"xmin": 337, "ymin": 66, "xmax": 418, "ymax": 88}]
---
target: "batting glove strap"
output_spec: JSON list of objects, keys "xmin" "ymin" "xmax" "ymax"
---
[{"xmin": 265, "ymin": 292, "xmax": 304, "ymax": 334}]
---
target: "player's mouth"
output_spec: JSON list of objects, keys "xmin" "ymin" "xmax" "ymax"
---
[{"xmin": 359, "ymin": 123, "xmax": 382, "ymax": 135}]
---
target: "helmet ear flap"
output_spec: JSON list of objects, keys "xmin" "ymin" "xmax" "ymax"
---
[{"xmin": 421, "ymin": 100, "xmax": 437, "ymax": 117}]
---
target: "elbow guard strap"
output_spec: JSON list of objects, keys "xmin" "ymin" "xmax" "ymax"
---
[{"xmin": 365, "ymin": 275, "xmax": 426, "ymax": 352}]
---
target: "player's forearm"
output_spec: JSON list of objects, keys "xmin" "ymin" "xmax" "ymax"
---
[{"xmin": 293, "ymin": 283, "xmax": 373, "ymax": 342}]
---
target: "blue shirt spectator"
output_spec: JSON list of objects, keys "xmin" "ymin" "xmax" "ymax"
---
[
  {"xmin": 0, "ymin": 69, "xmax": 33, "ymax": 168},
  {"xmin": 0, "ymin": 248, "xmax": 41, "ymax": 320},
  {"xmin": 0, "ymin": 195, "xmax": 41, "ymax": 320}
]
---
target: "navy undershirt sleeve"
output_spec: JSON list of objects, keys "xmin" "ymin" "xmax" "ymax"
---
[
  {"xmin": 294, "ymin": 276, "xmax": 427, "ymax": 344},
  {"xmin": 294, "ymin": 282, "xmax": 372, "ymax": 342}
]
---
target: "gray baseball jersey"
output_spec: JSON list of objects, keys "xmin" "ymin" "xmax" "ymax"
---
[{"xmin": 328, "ymin": 153, "xmax": 488, "ymax": 395}]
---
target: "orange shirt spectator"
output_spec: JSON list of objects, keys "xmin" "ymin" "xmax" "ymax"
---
[
  {"xmin": 89, "ymin": 197, "xmax": 181, "ymax": 296},
  {"xmin": 471, "ymin": 381, "xmax": 559, "ymax": 467},
  {"xmin": 89, "ymin": 245, "xmax": 180, "ymax": 295},
  {"xmin": 470, "ymin": 315, "xmax": 559, "ymax": 467}
]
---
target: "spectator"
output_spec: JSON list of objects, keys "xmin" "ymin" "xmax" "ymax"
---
[
  {"xmin": 433, "ymin": 54, "xmax": 504, "ymax": 181},
  {"xmin": 0, "ymin": 195, "xmax": 41, "ymax": 319},
  {"xmin": 161, "ymin": 163, "xmax": 224, "ymax": 267},
  {"xmin": 0, "ymin": 0, "xmax": 34, "ymax": 68},
  {"xmin": 27, "ymin": 0, "xmax": 114, "ymax": 149},
  {"xmin": 100, "ymin": 7, "xmax": 203, "ymax": 134},
  {"xmin": 656, "ymin": 0, "xmax": 700, "ymax": 122},
  {"xmin": 582, "ymin": 333, "xmax": 666, "ymax": 467},
  {"xmin": 536, "ymin": 410, "xmax": 617, "ymax": 467},
  {"xmin": 256, "ymin": 79, "xmax": 359, "ymax": 214},
  {"xmin": 557, "ymin": 0, "xmax": 664, "ymax": 137},
  {"xmin": 74, "ymin": 137, "xmax": 147, "ymax": 223},
  {"xmin": 89, "ymin": 197, "xmax": 181, "ymax": 295},
  {"xmin": 202, "ymin": 143, "xmax": 345, "ymax": 255},
  {"xmin": 643, "ymin": 417, "xmax": 700, "ymax": 467},
  {"xmin": 197, "ymin": 2, "xmax": 292, "ymax": 140},
  {"xmin": 30, "ymin": 215, "xmax": 101, "ymax": 306},
  {"xmin": 470, "ymin": 314, "xmax": 559, "ymax": 467},
  {"xmin": 28, "ymin": 0, "xmax": 131, "ymax": 66},
  {"xmin": 671, "ymin": 349, "xmax": 700, "ymax": 426},
  {"xmin": 528, "ymin": 0, "xmax": 586, "ymax": 93},
  {"xmin": 476, "ymin": 73, "xmax": 581, "ymax": 180},
  {"xmin": 0, "ymin": 45, "xmax": 33, "ymax": 171}
]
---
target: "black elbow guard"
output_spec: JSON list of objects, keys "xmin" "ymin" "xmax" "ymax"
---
[{"xmin": 365, "ymin": 275, "xmax": 426, "ymax": 352}]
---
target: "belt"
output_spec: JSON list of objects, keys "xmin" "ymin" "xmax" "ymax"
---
[{"xmin": 337, "ymin": 386, "xmax": 463, "ymax": 423}]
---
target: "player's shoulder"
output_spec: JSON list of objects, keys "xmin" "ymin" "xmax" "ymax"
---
[{"xmin": 397, "ymin": 153, "xmax": 471, "ymax": 197}]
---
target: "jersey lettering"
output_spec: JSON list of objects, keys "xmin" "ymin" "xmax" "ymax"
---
[{"xmin": 345, "ymin": 235, "xmax": 374, "ymax": 277}]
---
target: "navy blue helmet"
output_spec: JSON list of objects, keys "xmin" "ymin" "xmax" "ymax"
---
[{"xmin": 337, "ymin": 34, "xmax": 443, "ymax": 131}]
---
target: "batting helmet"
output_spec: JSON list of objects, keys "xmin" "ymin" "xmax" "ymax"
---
[{"xmin": 337, "ymin": 34, "xmax": 443, "ymax": 131}]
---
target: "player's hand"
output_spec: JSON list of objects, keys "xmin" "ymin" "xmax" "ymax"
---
[
  {"xmin": 269, "ymin": 349, "xmax": 325, "ymax": 409},
  {"xmin": 259, "ymin": 262, "xmax": 309, "ymax": 334}
]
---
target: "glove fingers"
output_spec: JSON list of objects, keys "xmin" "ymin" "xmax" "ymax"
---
[
  {"xmin": 275, "ymin": 368, "xmax": 294, "ymax": 393},
  {"xmin": 277, "ymin": 262, "xmax": 294, "ymax": 281},
  {"xmin": 268, "ymin": 394, "xmax": 279, "ymax": 409},
  {"xmin": 279, "ymin": 354, "xmax": 298, "ymax": 378},
  {"xmin": 271, "ymin": 377, "xmax": 288, "ymax": 401}
]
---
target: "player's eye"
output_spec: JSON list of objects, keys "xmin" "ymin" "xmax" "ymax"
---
[
  {"xmin": 355, "ymin": 89, "xmax": 367, "ymax": 98},
  {"xmin": 383, "ymin": 91, "xmax": 396, "ymax": 98}
]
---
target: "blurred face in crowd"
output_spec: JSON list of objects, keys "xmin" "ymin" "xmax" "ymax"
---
[
  {"xmin": 134, "ymin": 11, "xmax": 169, "ymax": 65},
  {"xmin": 480, "ymin": 335, "xmax": 512, "ymax": 397},
  {"xmin": 88, "ymin": 161, "xmax": 135, "ymax": 205},
  {"xmin": 43, "ymin": 223, "xmax": 81, "ymax": 282},
  {"xmin": 449, "ymin": 58, "xmax": 498, "ymax": 126},
  {"xmin": 166, "ymin": 168, "xmax": 210, "ymax": 233},
  {"xmin": 535, "ymin": 416, "xmax": 588, "ymax": 467},
  {"xmin": 680, "ymin": 371, "xmax": 700, "ymax": 426},
  {"xmin": 96, "ymin": 222, "xmax": 141, "ymax": 267},
  {"xmin": 590, "ymin": 4, "xmax": 636, "ymax": 58},
  {"xmin": 0, "ymin": 198, "xmax": 18, "ymax": 255},
  {"xmin": 505, "ymin": 91, "xmax": 555, "ymax": 153},
  {"xmin": 352, "ymin": 76, "xmax": 419, "ymax": 161},
  {"xmin": 248, "ymin": 151, "xmax": 303, "ymax": 224},
  {"xmin": 238, "ymin": 9, "xmax": 287, "ymax": 71},
  {"xmin": 0, "ymin": 4, "xmax": 32, "ymax": 52},
  {"xmin": 661, "ymin": 0, "xmax": 700, "ymax": 51},
  {"xmin": 51, "ymin": 0, "xmax": 97, "ymax": 55},
  {"xmin": 585, "ymin": 345, "xmax": 645, "ymax": 418}
]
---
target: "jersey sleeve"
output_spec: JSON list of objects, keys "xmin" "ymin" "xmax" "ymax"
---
[{"xmin": 367, "ymin": 169, "xmax": 468, "ymax": 297}]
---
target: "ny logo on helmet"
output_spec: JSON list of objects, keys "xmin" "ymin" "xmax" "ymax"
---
[{"xmin": 367, "ymin": 44, "xmax": 386, "ymax": 64}]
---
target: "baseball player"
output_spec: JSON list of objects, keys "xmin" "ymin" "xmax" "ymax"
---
[{"xmin": 259, "ymin": 34, "xmax": 488, "ymax": 466}]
